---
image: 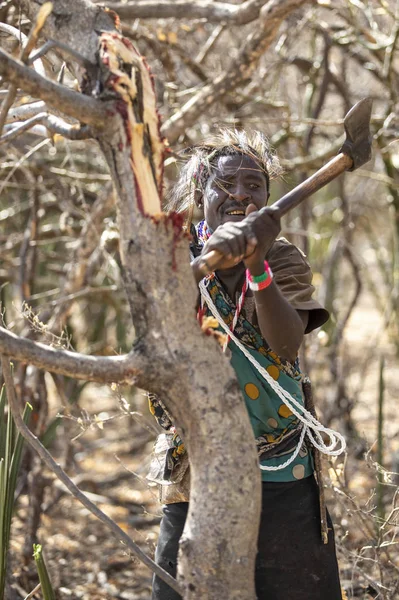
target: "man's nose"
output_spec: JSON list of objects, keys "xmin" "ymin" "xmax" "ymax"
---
[{"xmin": 229, "ymin": 184, "xmax": 250, "ymax": 201}]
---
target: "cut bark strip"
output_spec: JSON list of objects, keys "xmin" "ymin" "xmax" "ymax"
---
[{"xmin": 99, "ymin": 32, "xmax": 164, "ymax": 215}]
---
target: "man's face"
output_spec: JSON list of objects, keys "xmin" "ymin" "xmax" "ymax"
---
[{"xmin": 202, "ymin": 154, "xmax": 269, "ymax": 232}]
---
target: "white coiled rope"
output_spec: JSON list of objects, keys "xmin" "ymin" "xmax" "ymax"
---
[{"xmin": 199, "ymin": 278, "xmax": 346, "ymax": 471}]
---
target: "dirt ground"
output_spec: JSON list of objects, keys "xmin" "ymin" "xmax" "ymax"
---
[{"xmin": 7, "ymin": 290, "xmax": 399, "ymax": 600}]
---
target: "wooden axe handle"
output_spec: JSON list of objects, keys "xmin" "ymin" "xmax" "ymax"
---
[{"xmin": 192, "ymin": 152, "xmax": 353, "ymax": 277}]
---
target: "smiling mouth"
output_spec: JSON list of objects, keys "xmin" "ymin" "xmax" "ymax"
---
[{"xmin": 226, "ymin": 209, "xmax": 246, "ymax": 216}]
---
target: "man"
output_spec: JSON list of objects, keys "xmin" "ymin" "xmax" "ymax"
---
[{"xmin": 149, "ymin": 130, "xmax": 343, "ymax": 600}]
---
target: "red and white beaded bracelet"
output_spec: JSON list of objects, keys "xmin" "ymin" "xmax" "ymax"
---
[{"xmin": 246, "ymin": 260, "xmax": 273, "ymax": 291}]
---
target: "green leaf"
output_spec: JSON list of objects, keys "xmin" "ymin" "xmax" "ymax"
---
[
  {"xmin": 0, "ymin": 458, "xmax": 6, "ymax": 600},
  {"xmin": 0, "ymin": 386, "xmax": 6, "ymax": 461},
  {"xmin": 33, "ymin": 544, "xmax": 56, "ymax": 600},
  {"xmin": 6, "ymin": 403, "xmax": 32, "ymax": 548},
  {"xmin": 0, "ymin": 384, "xmax": 31, "ymax": 600}
]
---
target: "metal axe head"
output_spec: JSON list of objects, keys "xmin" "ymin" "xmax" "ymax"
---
[{"xmin": 339, "ymin": 97, "xmax": 373, "ymax": 171}]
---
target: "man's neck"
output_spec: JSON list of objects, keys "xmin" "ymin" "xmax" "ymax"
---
[{"xmin": 216, "ymin": 263, "xmax": 246, "ymax": 301}]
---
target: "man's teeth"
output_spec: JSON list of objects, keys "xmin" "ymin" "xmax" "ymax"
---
[{"xmin": 227, "ymin": 210, "xmax": 245, "ymax": 215}]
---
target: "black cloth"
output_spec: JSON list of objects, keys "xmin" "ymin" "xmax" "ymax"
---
[{"xmin": 152, "ymin": 476, "xmax": 342, "ymax": 600}]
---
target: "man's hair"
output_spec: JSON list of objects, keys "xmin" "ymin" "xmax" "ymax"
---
[{"xmin": 168, "ymin": 129, "xmax": 282, "ymax": 214}]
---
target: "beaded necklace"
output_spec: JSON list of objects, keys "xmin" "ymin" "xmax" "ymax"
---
[
  {"xmin": 196, "ymin": 220, "xmax": 248, "ymax": 352},
  {"xmin": 196, "ymin": 219, "xmax": 211, "ymax": 245},
  {"xmin": 224, "ymin": 276, "xmax": 248, "ymax": 352}
]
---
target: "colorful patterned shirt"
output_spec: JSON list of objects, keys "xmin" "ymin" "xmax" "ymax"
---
[{"xmin": 204, "ymin": 273, "xmax": 314, "ymax": 482}]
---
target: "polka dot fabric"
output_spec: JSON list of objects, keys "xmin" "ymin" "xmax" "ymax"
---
[
  {"xmin": 231, "ymin": 343, "xmax": 313, "ymax": 482},
  {"xmin": 204, "ymin": 274, "xmax": 314, "ymax": 482}
]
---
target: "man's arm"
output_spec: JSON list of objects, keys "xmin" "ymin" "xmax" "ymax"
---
[
  {"xmin": 192, "ymin": 205, "xmax": 319, "ymax": 361},
  {"xmin": 247, "ymin": 258, "xmax": 308, "ymax": 362}
]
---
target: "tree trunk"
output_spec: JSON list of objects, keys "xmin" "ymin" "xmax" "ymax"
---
[{"xmin": 100, "ymin": 134, "xmax": 262, "ymax": 598}]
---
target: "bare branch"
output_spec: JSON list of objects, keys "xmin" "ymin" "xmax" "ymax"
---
[
  {"xmin": 0, "ymin": 22, "xmax": 46, "ymax": 76},
  {"xmin": 21, "ymin": 2, "xmax": 53, "ymax": 64},
  {"xmin": 19, "ymin": 172, "xmax": 39, "ymax": 303},
  {"xmin": 196, "ymin": 23, "xmax": 225, "ymax": 64},
  {"xmin": 280, "ymin": 135, "xmax": 345, "ymax": 171},
  {"xmin": 0, "ymin": 87, "xmax": 19, "ymax": 138},
  {"xmin": 1, "ymin": 356, "xmax": 183, "ymax": 595},
  {"xmin": 122, "ymin": 22, "xmax": 208, "ymax": 82},
  {"xmin": 23, "ymin": 583, "xmax": 41, "ymax": 600},
  {"xmin": 162, "ymin": 0, "xmax": 309, "ymax": 143},
  {"xmin": 0, "ymin": 113, "xmax": 91, "ymax": 145},
  {"xmin": 42, "ymin": 285, "xmax": 119, "ymax": 307},
  {"xmin": 0, "ymin": 113, "xmax": 47, "ymax": 146},
  {"xmin": 0, "ymin": 138, "xmax": 51, "ymax": 198},
  {"xmin": 42, "ymin": 114, "xmax": 92, "ymax": 139},
  {"xmin": 27, "ymin": 40, "xmax": 57, "ymax": 65},
  {"xmin": 6, "ymin": 101, "xmax": 46, "ymax": 123},
  {"xmin": 0, "ymin": 3, "xmax": 52, "ymax": 135},
  {"xmin": 0, "ymin": 50, "xmax": 107, "ymax": 128},
  {"xmin": 102, "ymin": 0, "xmax": 267, "ymax": 24},
  {"xmin": 0, "ymin": 326, "xmax": 143, "ymax": 384}
]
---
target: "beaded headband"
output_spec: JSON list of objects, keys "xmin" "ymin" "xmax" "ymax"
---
[{"xmin": 191, "ymin": 146, "xmax": 270, "ymax": 192}]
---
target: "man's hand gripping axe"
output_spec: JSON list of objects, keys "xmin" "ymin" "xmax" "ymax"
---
[{"xmin": 192, "ymin": 97, "xmax": 373, "ymax": 277}]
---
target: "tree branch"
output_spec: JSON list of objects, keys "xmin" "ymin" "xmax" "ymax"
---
[
  {"xmin": 0, "ymin": 326, "xmax": 144, "ymax": 384},
  {"xmin": 0, "ymin": 113, "xmax": 91, "ymax": 145},
  {"xmin": 0, "ymin": 22, "xmax": 46, "ymax": 76},
  {"xmin": 0, "ymin": 50, "xmax": 107, "ymax": 128},
  {"xmin": 1, "ymin": 356, "xmax": 182, "ymax": 596},
  {"xmin": 162, "ymin": 0, "xmax": 309, "ymax": 143},
  {"xmin": 280, "ymin": 135, "xmax": 345, "ymax": 171},
  {"xmin": 102, "ymin": 0, "xmax": 267, "ymax": 24},
  {"xmin": 0, "ymin": 4, "xmax": 51, "ymax": 135},
  {"xmin": 18, "ymin": 0, "xmax": 115, "ymax": 66},
  {"xmin": 122, "ymin": 22, "xmax": 208, "ymax": 82},
  {"xmin": 0, "ymin": 113, "xmax": 48, "ymax": 146},
  {"xmin": 6, "ymin": 101, "xmax": 46, "ymax": 123}
]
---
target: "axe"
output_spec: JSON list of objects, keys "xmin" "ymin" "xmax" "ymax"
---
[{"xmin": 192, "ymin": 97, "xmax": 373, "ymax": 277}]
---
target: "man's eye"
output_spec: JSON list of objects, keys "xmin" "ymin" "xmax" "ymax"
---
[{"xmin": 249, "ymin": 183, "xmax": 260, "ymax": 189}]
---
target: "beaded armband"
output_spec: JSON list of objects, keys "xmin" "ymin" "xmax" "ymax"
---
[{"xmin": 246, "ymin": 261, "xmax": 273, "ymax": 291}]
